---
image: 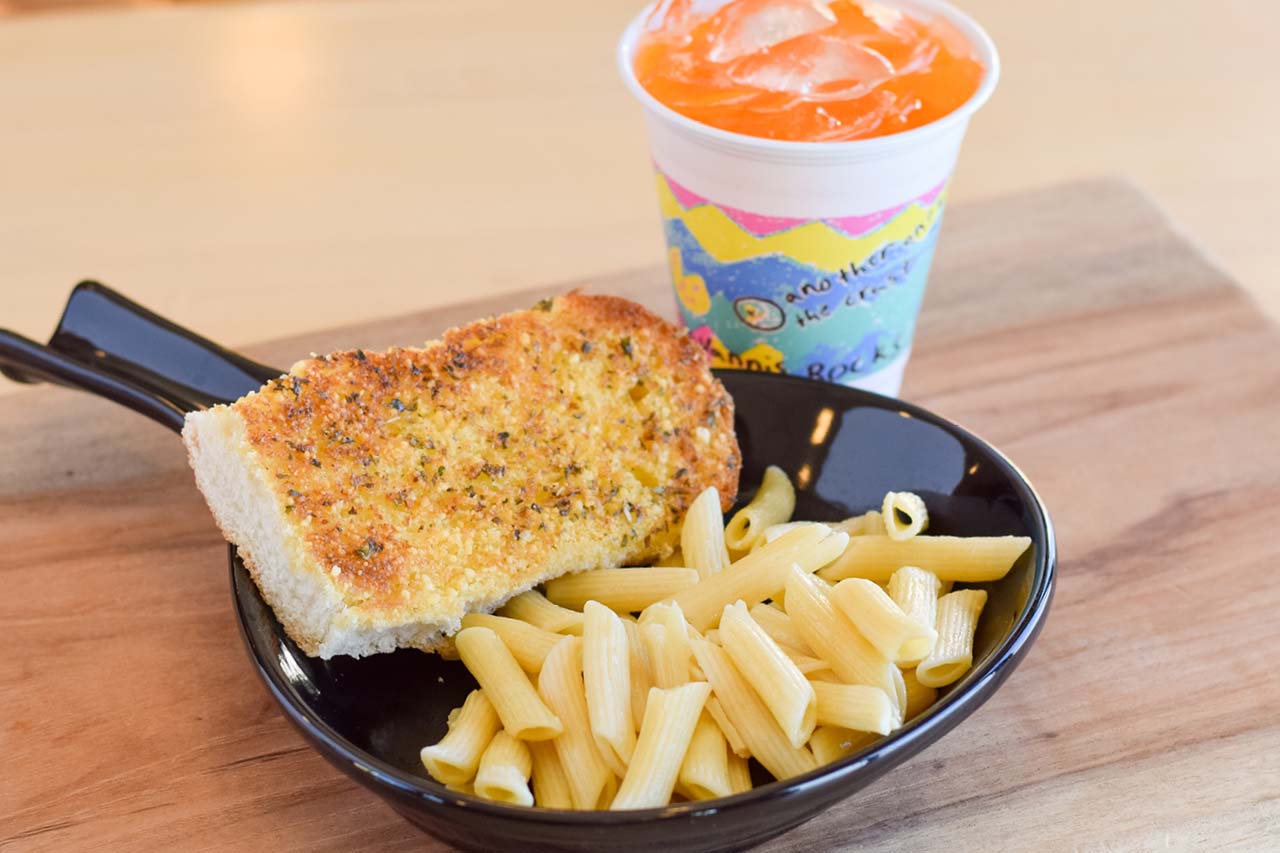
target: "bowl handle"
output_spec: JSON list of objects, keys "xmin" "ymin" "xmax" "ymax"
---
[{"xmin": 0, "ymin": 281, "xmax": 281, "ymax": 433}]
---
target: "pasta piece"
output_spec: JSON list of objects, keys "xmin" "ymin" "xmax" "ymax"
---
[
  {"xmin": 830, "ymin": 578, "xmax": 937, "ymax": 664},
  {"xmin": 882, "ymin": 491, "xmax": 928, "ymax": 541},
  {"xmin": 819, "ymin": 535, "xmax": 1032, "ymax": 584},
  {"xmin": 917, "ymin": 589, "xmax": 988, "ymax": 688},
  {"xmin": 583, "ymin": 601, "xmax": 636, "ymax": 773},
  {"xmin": 830, "ymin": 510, "xmax": 884, "ymax": 538},
  {"xmin": 611, "ymin": 682, "xmax": 712, "ymax": 809},
  {"xmin": 599, "ymin": 774, "xmax": 619, "ymax": 809},
  {"xmin": 672, "ymin": 525, "xmax": 850, "ymax": 631},
  {"xmin": 460, "ymin": 613, "xmax": 563, "ymax": 674},
  {"xmin": 724, "ymin": 465, "xmax": 796, "ymax": 552},
  {"xmin": 806, "ymin": 669, "xmax": 843, "ymax": 684},
  {"xmin": 706, "ymin": 696, "xmax": 749, "ymax": 758},
  {"xmin": 640, "ymin": 602, "xmax": 691, "ymax": 688},
  {"xmin": 498, "ymin": 590, "xmax": 584, "ymax": 635},
  {"xmin": 528, "ymin": 741, "xmax": 573, "ymax": 809},
  {"xmin": 808, "ymin": 726, "xmax": 878, "ymax": 765},
  {"xmin": 783, "ymin": 567, "xmax": 905, "ymax": 710},
  {"xmin": 678, "ymin": 712, "xmax": 732, "ymax": 800},
  {"xmin": 474, "ymin": 731, "xmax": 534, "ymax": 806},
  {"xmin": 781, "ymin": 647, "xmax": 834, "ymax": 676},
  {"xmin": 545, "ymin": 568, "xmax": 700, "ymax": 612},
  {"xmin": 811, "ymin": 682, "xmax": 896, "ymax": 735},
  {"xmin": 682, "ymin": 487, "xmax": 732, "ymax": 580},
  {"xmin": 726, "ymin": 750, "xmax": 752, "ymax": 794},
  {"xmin": 719, "ymin": 601, "xmax": 816, "ymax": 748},
  {"xmin": 455, "ymin": 627, "xmax": 563, "ymax": 741},
  {"xmin": 901, "ymin": 667, "xmax": 939, "ymax": 721},
  {"xmin": 445, "ymin": 780, "xmax": 473, "ymax": 796},
  {"xmin": 757, "ymin": 521, "xmax": 816, "ymax": 550},
  {"xmin": 690, "ymin": 638, "xmax": 817, "ymax": 782},
  {"xmin": 748, "ymin": 602, "xmax": 815, "ymax": 655},
  {"xmin": 420, "ymin": 689, "xmax": 500, "ymax": 786},
  {"xmin": 536, "ymin": 638, "xmax": 613, "ymax": 810},
  {"xmin": 887, "ymin": 566, "xmax": 942, "ymax": 666},
  {"xmin": 623, "ymin": 619, "xmax": 655, "ymax": 730}
]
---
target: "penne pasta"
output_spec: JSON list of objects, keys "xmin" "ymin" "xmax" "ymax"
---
[
  {"xmin": 419, "ymin": 470, "xmax": 1011, "ymax": 810},
  {"xmin": 706, "ymin": 696, "xmax": 750, "ymax": 758},
  {"xmin": 545, "ymin": 568, "xmax": 700, "ymax": 612},
  {"xmin": 748, "ymin": 602, "xmax": 815, "ymax": 655},
  {"xmin": 678, "ymin": 712, "xmax": 732, "ymax": 800},
  {"xmin": 639, "ymin": 601, "xmax": 691, "ymax": 688},
  {"xmin": 818, "ymin": 535, "xmax": 1032, "ymax": 584},
  {"xmin": 808, "ymin": 725, "xmax": 879, "ymax": 765},
  {"xmin": 882, "ymin": 491, "xmax": 928, "ymax": 541},
  {"xmin": 830, "ymin": 578, "xmax": 937, "ymax": 664},
  {"xmin": 719, "ymin": 601, "xmax": 816, "ymax": 748},
  {"xmin": 582, "ymin": 602, "xmax": 636, "ymax": 773},
  {"xmin": 612, "ymin": 683, "xmax": 713, "ymax": 810},
  {"xmin": 455, "ymin": 627, "xmax": 563, "ymax": 741},
  {"xmin": 811, "ymin": 682, "xmax": 897, "ymax": 735},
  {"xmin": 917, "ymin": 589, "xmax": 988, "ymax": 688},
  {"xmin": 901, "ymin": 667, "xmax": 939, "ymax": 721},
  {"xmin": 831, "ymin": 510, "xmax": 884, "ymax": 538},
  {"xmin": 536, "ymin": 637, "xmax": 613, "ymax": 810},
  {"xmin": 528, "ymin": 740, "xmax": 574, "ymax": 809},
  {"xmin": 682, "ymin": 487, "xmax": 732, "ymax": 580},
  {"xmin": 420, "ymin": 689, "xmax": 501, "ymax": 786},
  {"xmin": 806, "ymin": 668, "xmax": 843, "ymax": 684},
  {"xmin": 672, "ymin": 525, "xmax": 850, "ymax": 631},
  {"xmin": 724, "ymin": 465, "xmax": 796, "ymax": 553},
  {"xmin": 461, "ymin": 613, "xmax": 564, "ymax": 674},
  {"xmin": 498, "ymin": 590, "xmax": 585, "ymax": 636},
  {"xmin": 887, "ymin": 566, "xmax": 942, "ymax": 667},
  {"xmin": 691, "ymin": 638, "xmax": 817, "ymax": 782},
  {"xmin": 474, "ymin": 731, "xmax": 534, "ymax": 806},
  {"xmin": 783, "ymin": 566, "xmax": 905, "ymax": 710},
  {"xmin": 726, "ymin": 749, "xmax": 752, "ymax": 794},
  {"xmin": 758, "ymin": 521, "xmax": 820, "ymax": 549},
  {"xmin": 623, "ymin": 619, "xmax": 655, "ymax": 730},
  {"xmin": 781, "ymin": 647, "xmax": 834, "ymax": 676}
]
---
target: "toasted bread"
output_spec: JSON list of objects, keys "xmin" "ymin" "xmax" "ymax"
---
[{"xmin": 182, "ymin": 293, "xmax": 739, "ymax": 658}]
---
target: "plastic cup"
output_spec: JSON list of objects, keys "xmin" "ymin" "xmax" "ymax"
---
[{"xmin": 618, "ymin": 0, "xmax": 999, "ymax": 396}]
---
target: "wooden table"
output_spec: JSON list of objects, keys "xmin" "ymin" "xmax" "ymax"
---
[{"xmin": 3, "ymin": 179, "xmax": 1278, "ymax": 850}]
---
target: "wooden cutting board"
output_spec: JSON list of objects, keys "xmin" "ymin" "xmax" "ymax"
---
[{"xmin": 2, "ymin": 179, "xmax": 1277, "ymax": 851}]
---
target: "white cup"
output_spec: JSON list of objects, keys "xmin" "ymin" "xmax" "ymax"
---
[{"xmin": 618, "ymin": 0, "xmax": 999, "ymax": 396}]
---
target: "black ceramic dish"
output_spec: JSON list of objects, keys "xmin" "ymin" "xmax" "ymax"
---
[{"xmin": 2, "ymin": 282, "xmax": 1055, "ymax": 853}]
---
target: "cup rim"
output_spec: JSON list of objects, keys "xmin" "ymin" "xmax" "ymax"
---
[{"xmin": 617, "ymin": 0, "xmax": 1001, "ymax": 157}]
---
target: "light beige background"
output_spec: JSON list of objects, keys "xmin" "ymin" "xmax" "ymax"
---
[{"xmin": 2, "ymin": 0, "xmax": 1275, "ymax": 397}]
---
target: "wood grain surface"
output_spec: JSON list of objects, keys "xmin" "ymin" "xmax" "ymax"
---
[{"xmin": 3, "ymin": 180, "xmax": 1279, "ymax": 851}]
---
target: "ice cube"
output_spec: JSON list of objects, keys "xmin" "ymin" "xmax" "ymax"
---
[
  {"xmin": 707, "ymin": 0, "xmax": 838, "ymax": 63},
  {"xmin": 729, "ymin": 33, "xmax": 896, "ymax": 98}
]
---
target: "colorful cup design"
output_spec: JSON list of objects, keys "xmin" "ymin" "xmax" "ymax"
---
[
  {"xmin": 660, "ymin": 170, "xmax": 946, "ymax": 386},
  {"xmin": 619, "ymin": 0, "xmax": 999, "ymax": 396}
]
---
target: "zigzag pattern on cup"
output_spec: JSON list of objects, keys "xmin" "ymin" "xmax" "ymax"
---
[{"xmin": 656, "ymin": 173, "xmax": 947, "ymax": 273}]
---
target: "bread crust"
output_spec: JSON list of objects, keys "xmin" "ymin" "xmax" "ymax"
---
[{"xmin": 183, "ymin": 293, "xmax": 739, "ymax": 657}]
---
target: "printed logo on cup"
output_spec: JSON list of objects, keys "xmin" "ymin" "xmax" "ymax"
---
[{"xmin": 659, "ymin": 171, "xmax": 946, "ymax": 386}]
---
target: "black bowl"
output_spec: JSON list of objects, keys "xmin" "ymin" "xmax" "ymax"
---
[{"xmin": 232, "ymin": 370, "xmax": 1056, "ymax": 852}]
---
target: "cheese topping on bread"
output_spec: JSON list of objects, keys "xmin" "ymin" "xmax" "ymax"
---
[{"xmin": 183, "ymin": 293, "xmax": 740, "ymax": 658}]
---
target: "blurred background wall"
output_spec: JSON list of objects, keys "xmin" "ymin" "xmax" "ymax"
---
[{"xmin": 1, "ymin": 0, "xmax": 1273, "ymax": 373}]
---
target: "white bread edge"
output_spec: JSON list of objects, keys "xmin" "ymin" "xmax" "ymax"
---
[{"xmin": 183, "ymin": 406, "xmax": 453, "ymax": 659}]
